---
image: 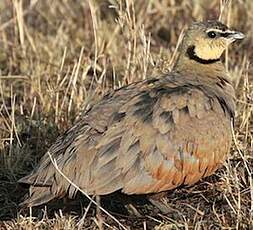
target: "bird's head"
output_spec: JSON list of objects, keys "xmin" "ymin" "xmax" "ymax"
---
[{"xmin": 179, "ymin": 20, "xmax": 245, "ymax": 64}]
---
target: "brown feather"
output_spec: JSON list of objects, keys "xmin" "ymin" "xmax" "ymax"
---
[{"xmin": 19, "ymin": 20, "xmax": 241, "ymax": 207}]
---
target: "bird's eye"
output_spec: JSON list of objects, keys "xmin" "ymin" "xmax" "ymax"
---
[{"xmin": 207, "ymin": 31, "xmax": 217, "ymax": 38}]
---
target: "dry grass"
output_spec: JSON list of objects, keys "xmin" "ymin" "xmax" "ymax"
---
[{"xmin": 0, "ymin": 0, "xmax": 252, "ymax": 229}]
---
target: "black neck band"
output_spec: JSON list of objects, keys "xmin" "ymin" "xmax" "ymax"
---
[{"xmin": 186, "ymin": 45, "xmax": 220, "ymax": 64}]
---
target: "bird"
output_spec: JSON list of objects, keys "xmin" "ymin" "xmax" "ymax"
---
[{"xmin": 19, "ymin": 20, "xmax": 245, "ymax": 212}]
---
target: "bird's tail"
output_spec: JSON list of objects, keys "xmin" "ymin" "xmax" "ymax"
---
[{"xmin": 20, "ymin": 186, "xmax": 59, "ymax": 207}]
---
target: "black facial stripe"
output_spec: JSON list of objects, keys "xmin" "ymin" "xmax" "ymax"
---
[
  {"xmin": 186, "ymin": 45, "xmax": 220, "ymax": 64},
  {"xmin": 207, "ymin": 30, "xmax": 234, "ymax": 38},
  {"xmin": 220, "ymin": 32, "xmax": 229, "ymax": 37}
]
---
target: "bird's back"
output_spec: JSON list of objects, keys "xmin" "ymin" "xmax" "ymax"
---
[{"xmin": 19, "ymin": 69, "xmax": 235, "ymax": 206}]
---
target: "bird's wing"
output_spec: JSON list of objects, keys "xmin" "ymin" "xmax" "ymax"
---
[
  {"xmin": 85, "ymin": 83, "xmax": 232, "ymax": 195},
  {"xmin": 18, "ymin": 79, "xmax": 159, "ymax": 203},
  {"xmin": 19, "ymin": 77, "xmax": 232, "ymax": 206}
]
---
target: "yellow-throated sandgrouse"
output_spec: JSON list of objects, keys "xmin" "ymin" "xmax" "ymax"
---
[{"xmin": 19, "ymin": 21, "xmax": 245, "ymax": 209}]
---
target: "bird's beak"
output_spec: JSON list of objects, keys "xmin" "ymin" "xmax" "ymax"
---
[{"xmin": 226, "ymin": 30, "xmax": 245, "ymax": 42}]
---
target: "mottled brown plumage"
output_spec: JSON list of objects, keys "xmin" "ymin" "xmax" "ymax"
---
[{"xmin": 19, "ymin": 20, "xmax": 245, "ymax": 207}]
